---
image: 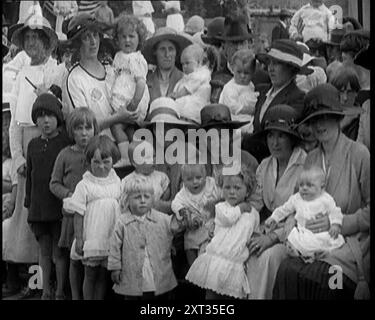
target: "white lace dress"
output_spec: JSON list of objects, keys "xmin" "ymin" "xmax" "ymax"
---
[
  {"xmin": 64, "ymin": 169, "xmax": 121, "ymax": 264},
  {"xmin": 186, "ymin": 201, "xmax": 259, "ymax": 298},
  {"xmin": 111, "ymin": 51, "xmax": 150, "ymax": 126}
]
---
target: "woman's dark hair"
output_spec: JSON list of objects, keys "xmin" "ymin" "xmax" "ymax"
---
[
  {"xmin": 342, "ymin": 17, "xmax": 362, "ymax": 30},
  {"xmin": 22, "ymin": 28, "xmax": 51, "ymax": 50},
  {"xmin": 85, "ymin": 135, "xmax": 121, "ymax": 165},
  {"xmin": 329, "ymin": 66, "xmax": 361, "ymax": 93}
]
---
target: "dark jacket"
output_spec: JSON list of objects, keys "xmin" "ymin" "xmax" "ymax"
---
[
  {"xmin": 272, "ymin": 21, "xmax": 290, "ymax": 42},
  {"xmin": 25, "ymin": 132, "xmax": 71, "ymax": 222}
]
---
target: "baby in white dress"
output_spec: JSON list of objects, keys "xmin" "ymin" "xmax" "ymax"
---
[
  {"xmin": 110, "ymin": 15, "xmax": 150, "ymax": 167},
  {"xmin": 169, "ymin": 44, "xmax": 211, "ymax": 124},
  {"xmin": 265, "ymin": 166, "xmax": 345, "ymax": 261},
  {"xmin": 219, "ymin": 49, "xmax": 259, "ymax": 135},
  {"xmin": 171, "ymin": 163, "xmax": 221, "ymax": 266}
]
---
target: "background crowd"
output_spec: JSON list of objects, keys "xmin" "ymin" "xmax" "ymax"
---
[{"xmin": 2, "ymin": 0, "xmax": 370, "ymax": 300}]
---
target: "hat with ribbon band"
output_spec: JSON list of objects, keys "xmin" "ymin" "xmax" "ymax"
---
[{"xmin": 200, "ymin": 104, "xmax": 250, "ymax": 129}]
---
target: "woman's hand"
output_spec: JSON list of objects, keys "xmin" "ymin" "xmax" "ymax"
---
[
  {"xmin": 111, "ymin": 270, "xmax": 121, "ymax": 284},
  {"xmin": 305, "ymin": 213, "xmax": 330, "ymax": 234},
  {"xmin": 248, "ymin": 233, "xmax": 275, "ymax": 257}
]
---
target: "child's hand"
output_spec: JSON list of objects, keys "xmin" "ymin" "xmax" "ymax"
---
[
  {"xmin": 168, "ymin": 92, "xmax": 178, "ymax": 100},
  {"xmin": 238, "ymin": 202, "xmax": 252, "ymax": 213},
  {"xmin": 127, "ymin": 100, "xmax": 139, "ymax": 112},
  {"xmin": 329, "ymin": 224, "xmax": 342, "ymax": 239},
  {"xmin": 265, "ymin": 218, "xmax": 278, "ymax": 231},
  {"xmin": 17, "ymin": 164, "xmax": 27, "ymax": 177},
  {"xmin": 75, "ymin": 238, "xmax": 84, "ymax": 256},
  {"xmin": 111, "ymin": 270, "xmax": 121, "ymax": 284}
]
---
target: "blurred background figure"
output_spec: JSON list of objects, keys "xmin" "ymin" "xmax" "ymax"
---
[{"xmin": 132, "ymin": 1, "xmax": 155, "ymax": 38}]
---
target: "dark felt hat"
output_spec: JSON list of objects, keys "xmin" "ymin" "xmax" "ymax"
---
[
  {"xmin": 201, "ymin": 17, "xmax": 225, "ymax": 45},
  {"xmin": 215, "ymin": 15, "xmax": 252, "ymax": 42},
  {"xmin": 254, "ymin": 104, "xmax": 301, "ymax": 140},
  {"xmin": 31, "ymin": 93, "xmax": 64, "ymax": 126},
  {"xmin": 325, "ymin": 28, "xmax": 346, "ymax": 46},
  {"xmin": 279, "ymin": 9, "xmax": 292, "ymax": 18},
  {"xmin": 200, "ymin": 104, "xmax": 249, "ymax": 129}
]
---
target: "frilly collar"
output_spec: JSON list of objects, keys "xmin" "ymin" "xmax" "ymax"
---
[{"xmin": 83, "ymin": 169, "xmax": 120, "ymax": 185}]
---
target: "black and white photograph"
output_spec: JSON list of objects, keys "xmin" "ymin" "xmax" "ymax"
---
[{"xmin": 1, "ymin": 0, "xmax": 371, "ymax": 307}]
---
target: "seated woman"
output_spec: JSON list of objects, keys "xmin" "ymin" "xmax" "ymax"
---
[
  {"xmin": 246, "ymin": 104, "xmax": 307, "ymax": 299},
  {"xmin": 273, "ymin": 84, "xmax": 370, "ymax": 300}
]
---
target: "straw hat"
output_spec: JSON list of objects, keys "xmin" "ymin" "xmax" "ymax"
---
[
  {"xmin": 141, "ymin": 27, "xmax": 192, "ymax": 66},
  {"xmin": 11, "ymin": 13, "xmax": 58, "ymax": 50}
]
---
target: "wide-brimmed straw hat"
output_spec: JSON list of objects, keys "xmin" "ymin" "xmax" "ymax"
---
[
  {"xmin": 254, "ymin": 104, "xmax": 301, "ymax": 140},
  {"xmin": 142, "ymin": 27, "xmax": 192, "ymax": 66},
  {"xmin": 145, "ymin": 97, "xmax": 197, "ymax": 128},
  {"xmin": 298, "ymin": 83, "xmax": 362, "ymax": 126},
  {"xmin": 200, "ymin": 104, "xmax": 249, "ymax": 129},
  {"xmin": 67, "ymin": 13, "xmax": 111, "ymax": 43},
  {"xmin": 257, "ymin": 39, "xmax": 312, "ymax": 75},
  {"xmin": 11, "ymin": 13, "xmax": 58, "ymax": 50},
  {"xmin": 201, "ymin": 17, "xmax": 225, "ymax": 45},
  {"xmin": 215, "ymin": 15, "xmax": 252, "ymax": 42}
]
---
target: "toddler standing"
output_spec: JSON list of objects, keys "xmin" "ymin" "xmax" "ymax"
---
[
  {"xmin": 171, "ymin": 163, "xmax": 221, "ymax": 266},
  {"xmin": 219, "ymin": 49, "xmax": 259, "ymax": 135},
  {"xmin": 265, "ymin": 166, "xmax": 345, "ymax": 262},
  {"xmin": 25, "ymin": 93, "xmax": 71, "ymax": 300},
  {"xmin": 170, "ymin": 44, "xmax": 212, "ymax": 124},
  {"xmin": 63, "ymin": 135, "xmax": 122, "ymax": 300},
  {"xmin": 50, "ymin": 108, "xmax": 98, "ymax": 300},
  {"xmin": 186, "ymin": 164, "xmax": 259, "ymax": 299},
  {"xmin": 110, "ymin": 15, "xmax": 150, "ymax": 167},
  {"xmin": 109, "ymin": 177, "xmax": 184, "ymax": 300}
]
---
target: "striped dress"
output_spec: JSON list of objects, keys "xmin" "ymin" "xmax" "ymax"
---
[{"xmin": 43, "ymin": 0, "xmax": 101, "ymax": 17}]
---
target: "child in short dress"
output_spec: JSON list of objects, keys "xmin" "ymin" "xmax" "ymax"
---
[
  {"xmin": 25, "ymin": 94, "xmax": 71, "ymax": 300},
  {"xmin": 265, "ymin": 166, "xmax": 345, "ymax": 262},
  {"xmin": 110, "ymin": 15, "xmax": 150, "ymax": 167},
  {"xmin": 185, "ymin": 164, "xmax": 259, "ymax": 299},
  {"xmin": 169, "ymin": 44, "xmax": 212, "ymax": 124},
  {"xmin": 63, "ymin": 135, "xmax": 122, "ymax": 300},
  {"xmin": 171, "ymin": 163, "xmax": 221, "ymax": 266},
  {"xmin": 120, "ymin": 140, "xmax": 170, "ymax": 211},
  {"xmin": 109, "ymin": 177, "xmax": 185, "ymax": 300},
  {"xmin": 219, "ymin": 49, "xmax": 259, "ymax": 135},
  {"xmin": 50, "ymin": 108, "xmax": 98, "ymax": 300}
]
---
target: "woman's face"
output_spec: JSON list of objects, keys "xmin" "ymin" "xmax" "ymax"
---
[
  {"xmin": 309, "ymin": 115, "xmax": 340, "ymax": 143},
  {"xmin": 80, "ymin": 30, "xmax": 100, "ymax": 59},
  {"xmin": 155, "ymin": 40, "xmax": 177, "ymax": 71},
  {"xmin": 338, "ymin": 82, "xmax": 357, "ymax": 108},
  {"xmin": 23, "ymin": 29, "xmax": 48, "ymax": 62},
  {"xmin": 268, "ymin": 59, "xmax": 295, "ymax": 88},
  {"xmin": 266, "ymin": 130, "xmax": 294, "ymax": 161}
]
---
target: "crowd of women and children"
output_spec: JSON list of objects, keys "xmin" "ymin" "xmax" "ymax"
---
[{"xmin": 2, "ymin": 0, "xmax": 370, "ymax": 300}]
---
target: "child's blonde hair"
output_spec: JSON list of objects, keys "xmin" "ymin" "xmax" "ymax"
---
[
  {"xmin": 120, "ymin": 176, "xmax": 155, "ymax": 212},
  {"xmin": 66, "ymin": 107, "xmax": 99, "ymax": 142},
  {"xmin": 114, "ymin": 14, "xmax": 148, "ymax": 51},
  {"xmin": 230, "ymin": 48, "xmax": 256, "ymax": 74},
  {"xmin": 181, "ymin": 44, "xmax": 205, "ymax": 65}
]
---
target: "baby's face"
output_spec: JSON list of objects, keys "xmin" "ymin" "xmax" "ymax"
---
[
  {"xmin": 299, "ymin": 176, "xmax": 323, "ymax": 201},
  {"xmin": 182, "ymin": 165, "xmax": 206, "ymax": 195},
  {"xmin": 233, "ymin": 60, "xmax": 253, "ymax": 86},
  {"xmin": 181, "ymin": 50, "xmax": 200, "ymax": 75},
  {"xmin": 128, "ymin": 191, "xmax": 153, "ymax": 216}
]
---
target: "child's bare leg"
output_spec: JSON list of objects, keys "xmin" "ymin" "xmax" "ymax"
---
[
  {"xmin": 124, "ymin": 125, "xmax": 136, "ymax": 143},
  {"xmin": 83, "ymin": 265, "xmax": 98, "ymax": 300},
  {"xmin": 111, "ymin": 124, "xmax": 131, "ymax": 167},
  {"xmin": 69, "ymin": 259, "xmax": 84, "ymax": 300},
  {"xmin": 186, "ymin": 249, "xmax": 198, "ymax": 267},
  {"xmin": 94, "ymin": 267, "xmax": 107, "ymax": 300},
  {"xmin": 38, "ymin": 234, "xmax": 53, "ymax": 298},
  {"xmin": 53, "ymin": 243, "xmax": 68, "ymax": 299}
]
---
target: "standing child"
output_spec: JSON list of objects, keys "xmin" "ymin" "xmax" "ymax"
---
[
  {"xmin": 185, "ymin": 164, "xmax": 259, "ymax": 299},
  {"xmin": 25, "ymin": 93, "xmax": 71, "ymax": 300},
  {"xmin": 161, "ymin": 1, "xmax": 184, "ymax": 33},
  {"xmin": 109, "ymin": 177, "xmax": 185, "ymax": 300},
  {"xmin": 171, "ymin": 163, "xmax": 221, "ymax": 266},
  {"xmin": 169, "ymin": 44, "xmax": 212, "ymax": 124},
  {"xmin": 50, "ymin": 108, "xmax": 98, "ymax": 300},
  {"xmin": 110, "ymin": 15, "xmax": 150, "ymax": 167},
  {"xmin": 120, "ymin": 140, "xmax": 170, "ymax": 211},
  {"xmin": 265, "ymin": 166, "xmax": 345, "ymax": 262},
  {"xmin": 63, "ymin": 135, "xmax": 122, "ymax": 300},
  {"xmin": 219, "ymin": 49, "xmax": 259, "ymax": 135}
]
